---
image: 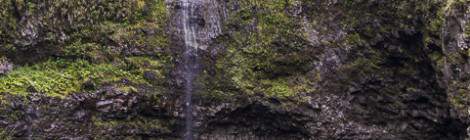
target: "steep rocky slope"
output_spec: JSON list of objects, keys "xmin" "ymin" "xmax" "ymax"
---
[{"xmin": 0, "ymin": 0, "xmax": 469, "ymax": 139}]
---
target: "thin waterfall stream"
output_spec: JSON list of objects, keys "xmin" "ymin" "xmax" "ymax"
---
[
  {"xmin": 181, "ymin": 0, "xmax": 198, "ymax": 140},
  {"xmin": 169, "ymin": 0, "xmax": 223, "ymax": 139}
]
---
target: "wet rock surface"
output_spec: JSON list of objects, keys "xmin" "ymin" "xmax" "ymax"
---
[
  {"xmin": 0, "ymin": 0, "xmax": 469, "ymax": 140},
  {"xmin": 0, "ymin": 85, "xmax": 466, "ymax": 139}
]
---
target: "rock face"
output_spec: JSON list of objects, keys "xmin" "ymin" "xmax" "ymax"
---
[
  {"xmin": 0, "ymin": 0, "xmax": 469, "ymax": 140},
  {"xmin": 442, "ymin": 2, "xmax": 470, "ymax": 138},
  {"xmin": 0, "ymin": 86, "xmax": 464, "ymax": 139},
  {"xmin": 167, "ymin": 0, "xmax": 225, "ymax": 50},
  {"xmin": 0, "ymin": 58, "xmax": 12, "ymax": 75}
]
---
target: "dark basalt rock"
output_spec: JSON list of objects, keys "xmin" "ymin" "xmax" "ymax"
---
[{"xmin": 0, "ymin": 83, "xmax": 466, "ymax": 139}]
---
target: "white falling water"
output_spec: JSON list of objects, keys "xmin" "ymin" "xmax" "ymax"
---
[
  {"xmin": 167, "ymin": 0, "xmax": 225, "ymax": 139},
  {"xmin": 180, "ymin": 0, "xmax": 223, "ymax": 50},
  {"xmin": 181, "ymin": 1, "xmax": 197, "ymax": 139},
  {"xmin": 181, "ymin": 1, "xmax": 199, "ymax": 140},
  {"xmin": 181, "ymin": 0, "xmax": 199, "ymax": 49}
]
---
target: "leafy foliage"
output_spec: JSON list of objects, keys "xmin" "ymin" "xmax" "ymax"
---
[{"xmin": 0, "ymin": 59, "xmax": 146, "ymax": 97}]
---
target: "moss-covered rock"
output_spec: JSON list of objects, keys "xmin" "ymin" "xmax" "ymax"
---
[
  {"xmin": 0, "ymin": 59, "xmax": 146, "ymax": 97},
  {"xmin": 0, "ymin": 0, "xmax": 169, "ymax": 64},
  {"xmin": 0, "ymin": 0, "xmax": 468, "ymax": 139},
  {"xmin": 199, "ymin": 0, "xmax": 318, "ymax": 99}
]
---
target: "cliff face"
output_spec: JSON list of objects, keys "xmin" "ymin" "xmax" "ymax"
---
[
  {"xmin": 444, "ymin": 0, "xmax": 470, "ymax": 121},
  {"xmin": 0, "ymin": 0, "xmax": 469, "ymax": 139}
]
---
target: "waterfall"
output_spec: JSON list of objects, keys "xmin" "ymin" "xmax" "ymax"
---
[
  {"xmin": 180, "ymin": 0, "xmax": 202, "ymax": 139},
  {"xmin": 182, "ymin": 49, "xmax": 197, "ymax": 140},
  {"xmin": 167, "ymin": 0, "xmax": 224, "ymax": 139},
  {"xmin": 181, "ymin": 1, "xmax": 198, "ymax": 140},
  {"xmin": 182, "ymin": 0, "xmax": 199, "ymax": 49}
]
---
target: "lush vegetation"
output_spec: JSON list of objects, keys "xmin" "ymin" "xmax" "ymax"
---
[
  {"xmin": 206, "ymin": 0, "xmax": 455, "ymax": 99},
  {"xmin": 201, "ymin": 0, "xmax": 317, "ymax": 99},
  {"xmin": 0, "ymin": 0, "xmax": 169, "ymax": 97},
  {"xmin": 0, "ymin": 59, "xmax": 141, "ymax": 97},
  {"xmin": 0, "ymin": 0, "xmax": 168, "ymax": 63},
  {"xmin": 0, "ymin": 0, "xmax": 467, "ymax": 101},
  {"xmin": 0, "ymin": 0, "xmax": 467, "ymax": 139},
  {"xmin": 0, "ymin": 55, "xmax": 169, "ymax": 97}
]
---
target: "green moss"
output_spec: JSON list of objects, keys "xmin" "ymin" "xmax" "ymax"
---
[
  {"xmin": 0, "ymin": 128, "xmax": 12, "ymax": 140},
  {"xmin": 262, "ymin": 79, "xmax": 293, "ymax": 98},
  {"xmin": 1, "ymin": 0, "xmax": 169, "ymax": 56},
  {"xmin": 125, "ymin": 56, "xmax": 167, "ymax": 81},
  {"xmin": 205, "ymin": 0, "xmax": 317, "ymax": 99},
  {"xmin": 63, "ymin": 41, "xmax": 116, "ymax": 62},
  {"xmin": 140, "ymin": 0, "xmax": 168, "ymax": 24},
  {"xmin": 76, "ymin": 0, "xmax": 168, "ymax": 51},
  {"xmin": 450, "ymin": 88, "xmax": 470, "ymax": 110},
  {"xmin": 95, "ymin": 20, "xmax": 168, "ymax": 49},
  {"xmin": 0, "ymin": 59, "xmax": 146, "ymax": 97}
]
